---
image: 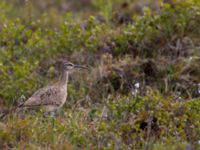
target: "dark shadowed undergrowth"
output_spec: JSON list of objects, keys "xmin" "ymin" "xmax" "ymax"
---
[{"xmin": 0, "ymin": 0, "xmax": 200, "ymax": 149}]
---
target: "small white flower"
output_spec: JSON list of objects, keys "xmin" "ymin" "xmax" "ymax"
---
[
  {"xmin": 131, "ymin": 89, "xmax": 138, "ymax": 96},
  {"xmin": 198, "ymin": 140, "xmax": 200, "ymax": 145},
  {"xmin": 178, "ymin": 96, "xmax": 182, "ymax": 100},
  {"xmin": 64, "ymin": 21, "xmax": 68, "ymax": 25},
  {"xmin": 134, "ymin": 82, "xmax": 140, "ymax": 88},
  {"xmin": 131, "ymin": 82, "xmax": 140, "ymax": 96},
  {"xmin": 101, "ymin": 106, "xmax": 108, "ymax": 118}
]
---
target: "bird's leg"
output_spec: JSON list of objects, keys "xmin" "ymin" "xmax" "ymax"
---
[
  {"xmin": 43, "ymin": 112, "xmax": 50, "ymax": 118},
  {"xmin": 43, "ymin": 111, "xmax": 56, "ymax": 118},
  {"xmin": 50, "ymin": 111, "xmax": 56, "ymax": 117},
  {"xmin": 51, "ymin": 114, "xmax": 55, "ymax": 128}
]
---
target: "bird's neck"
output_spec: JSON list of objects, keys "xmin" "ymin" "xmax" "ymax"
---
[{"xmin": 59, "ymin": 70, "xmax": 69, "ymax": 86}]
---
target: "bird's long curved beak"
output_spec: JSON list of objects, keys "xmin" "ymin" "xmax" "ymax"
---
[{"xmin": 74, "ymin": 65, "xmax": 89, "ymax": 70}]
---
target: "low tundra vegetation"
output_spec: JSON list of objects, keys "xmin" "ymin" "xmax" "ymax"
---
[{"xmin": 0, "ymin": 0, "xmax": 200, "ymax": 149}]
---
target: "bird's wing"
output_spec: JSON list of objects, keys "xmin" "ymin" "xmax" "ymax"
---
[{"xmin": 22, "ymin": 86, "xmax": 62, "ymax": 108}]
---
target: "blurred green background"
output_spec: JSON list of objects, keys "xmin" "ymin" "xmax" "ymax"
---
[{"xmin": 0, "ymin": 0, "xmax": 200, "ymax": 149}]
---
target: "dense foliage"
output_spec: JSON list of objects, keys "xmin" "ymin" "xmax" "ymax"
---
[{"xmin": 0, "ymin": 0, "xmax": 200, "ymax": 149}]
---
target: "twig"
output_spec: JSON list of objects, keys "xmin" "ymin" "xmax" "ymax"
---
[{"xmin": 144, "ymin": 115, "xmax": 153, "ymax": 150}]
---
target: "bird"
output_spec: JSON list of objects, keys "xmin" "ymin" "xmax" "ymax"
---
[{"xmin": 18, "ymin": 62, "xmax": 88, "ymax": 113}]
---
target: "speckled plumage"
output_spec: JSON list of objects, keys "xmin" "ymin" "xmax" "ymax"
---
[
  {"xmin": 22, "ymin": 83, "xmax": 67, "ymax": 112},
  {"xmin": 20, "ymin": 62, "xmax": 86, "ymax": 112}
]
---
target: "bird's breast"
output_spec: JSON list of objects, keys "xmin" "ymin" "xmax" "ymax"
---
[{"xmin": 58, "ymin": 86, "xmax": 67, "ymax": 105}]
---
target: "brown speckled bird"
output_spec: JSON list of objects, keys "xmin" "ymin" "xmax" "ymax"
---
[{"xmin": 19, "ymin": 62, "xmax": 87, "ymax": 113}]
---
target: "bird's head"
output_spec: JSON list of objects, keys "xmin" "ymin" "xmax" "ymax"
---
[{"xmin": 62, "ymin": 62, "xmax": 88, "ymax": 72}]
